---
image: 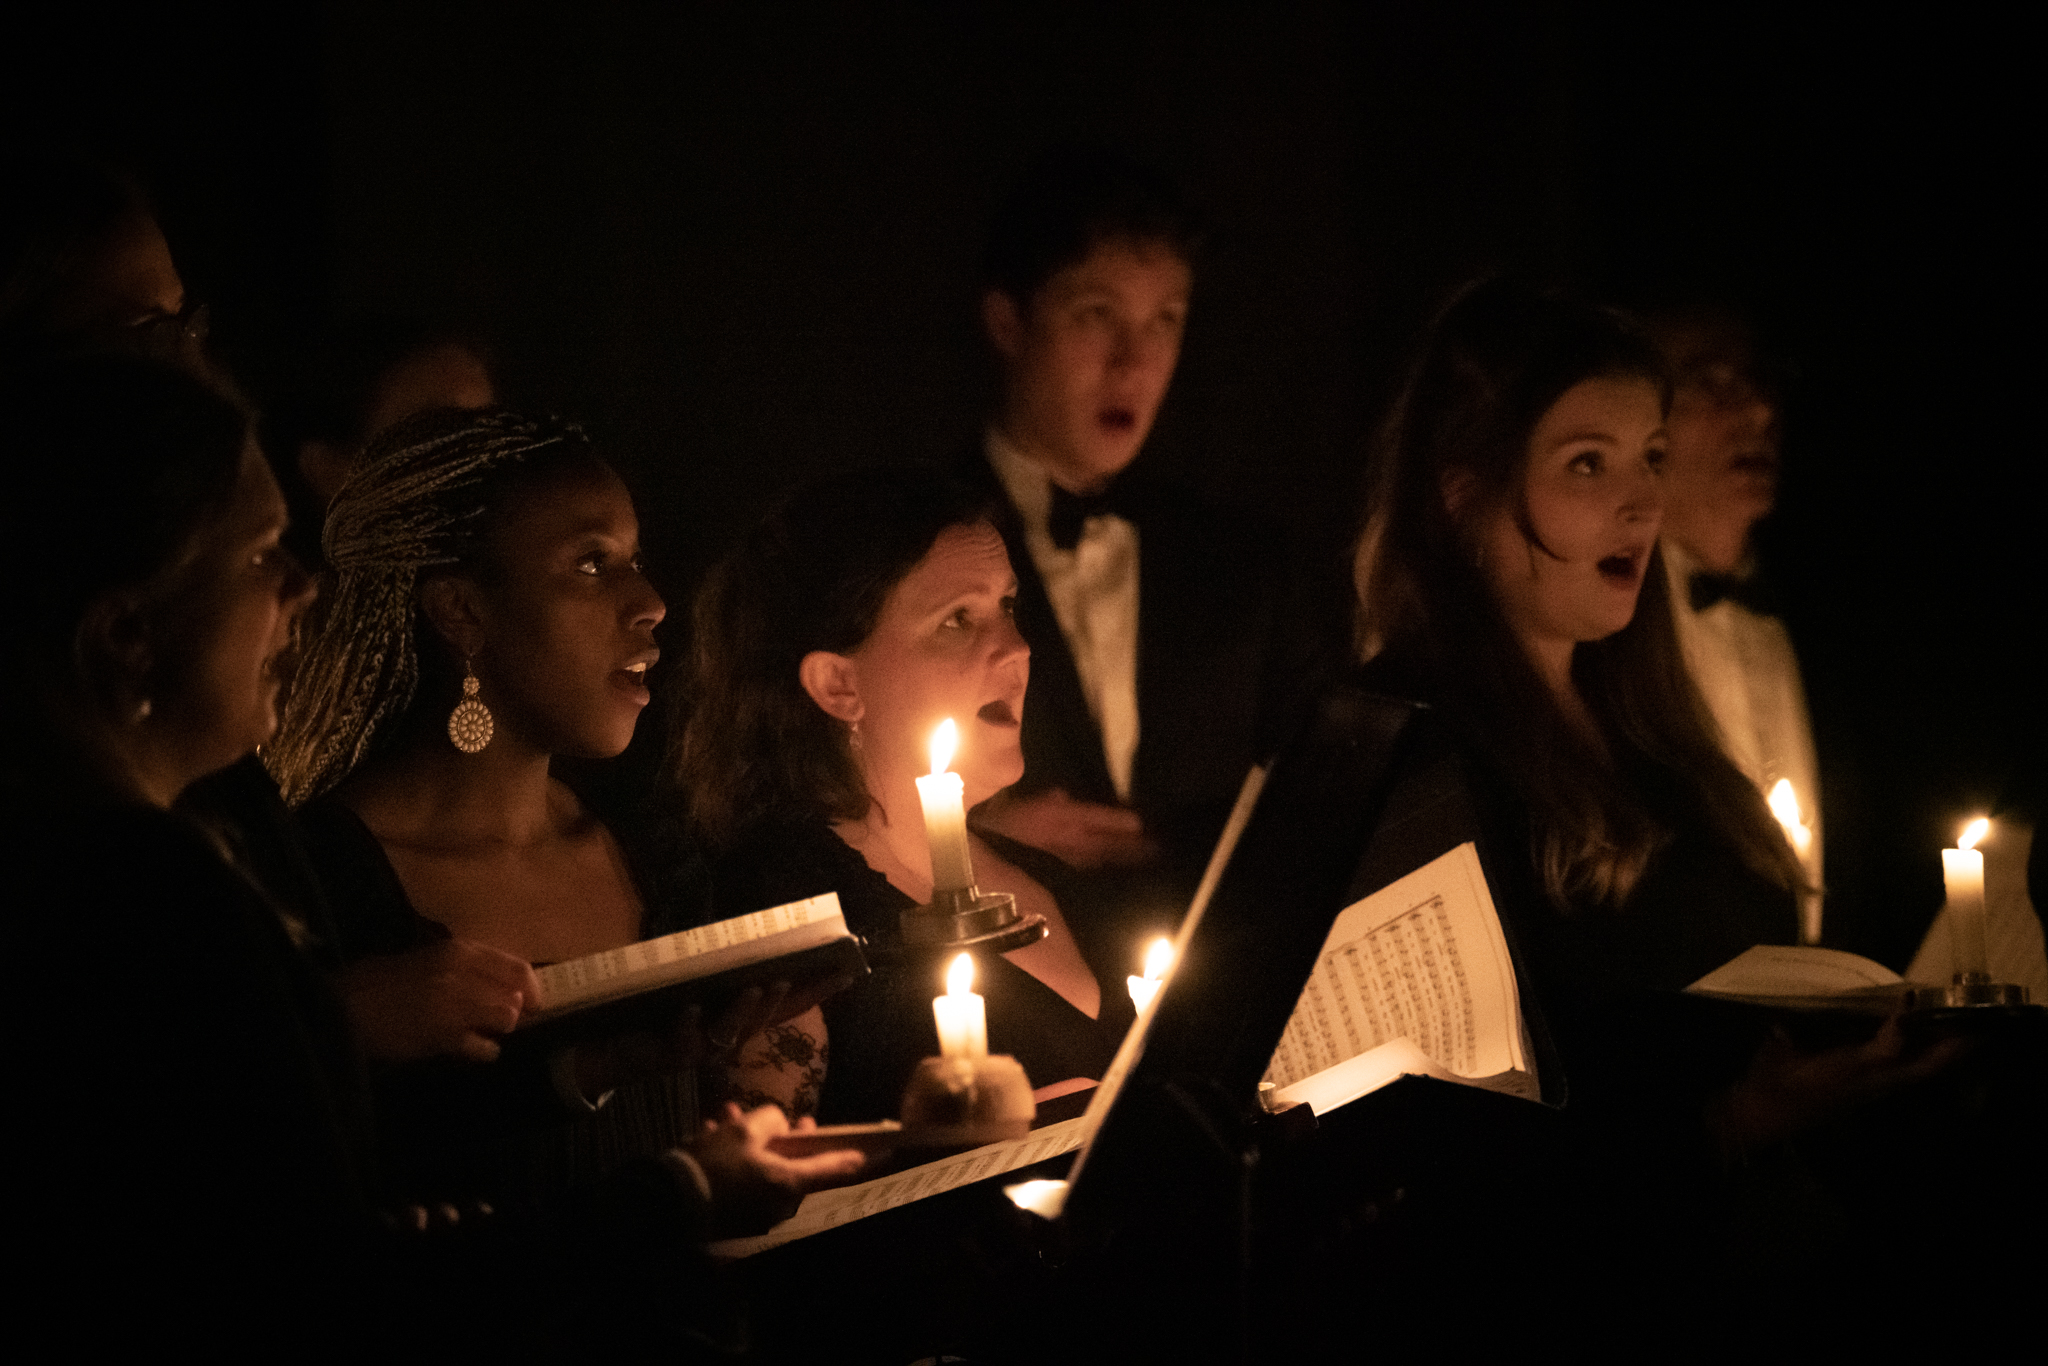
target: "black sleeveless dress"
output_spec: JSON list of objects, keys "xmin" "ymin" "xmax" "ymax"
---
[{"xmin": 296, "ymin": 796, "xmax": 708, "ymax": 1208}]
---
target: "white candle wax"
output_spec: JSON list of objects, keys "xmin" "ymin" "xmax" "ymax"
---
[
  {"xmin": 1944, "ymin": 818, "xmax": 1990, "ymax": 977},
  {"xmin": 933, "ymin": 953, "xmax": 987, "ymax": 1059},
  {"xmin": 916, "ymin": 720, "xmax": 975, "ymax": 893}
]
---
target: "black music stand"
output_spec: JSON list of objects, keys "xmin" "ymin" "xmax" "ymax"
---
[{"xmin": 1046, "ymin": 682, "xmax": 1426, "ymax": 1361}]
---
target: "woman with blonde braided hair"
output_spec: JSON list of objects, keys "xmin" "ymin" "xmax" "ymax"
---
[
  {"xmin": 270, "ymin": 408, "xmax": 573, "ymax": 804},
  {"xmin": 272, "ymin": 406, "xmax": 833, "ymax": 1208}
]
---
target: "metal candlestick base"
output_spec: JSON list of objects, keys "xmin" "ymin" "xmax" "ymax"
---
[
  {"xmin": 1909, "ymin": 972, "xmax": 2031, "ymax": 1012},
  {"xmin": 900, "ymin": 885, "xmax": 1048, "ymax": 954}
]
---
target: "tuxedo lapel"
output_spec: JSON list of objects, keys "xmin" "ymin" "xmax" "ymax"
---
[{"xmin": 955, "ymin": 445, "xmax": 1120, "ymax": 806}]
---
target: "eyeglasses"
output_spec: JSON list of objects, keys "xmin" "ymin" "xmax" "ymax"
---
[{"xmin": 129, "ymin": 300, "xmax": 211, "ymax": 350}]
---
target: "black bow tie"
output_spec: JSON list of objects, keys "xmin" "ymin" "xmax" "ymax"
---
[
  {"xmin": 1689, "ymin": 569, "xmax": 1778, "ymax": 616},
  {"xmin": 1047, "ymin": 482, "xmax": 1128, "ymax": 550}
]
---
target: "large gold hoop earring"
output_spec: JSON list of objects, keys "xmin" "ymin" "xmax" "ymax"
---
[{"xmin": 448, "ymin": 661, "xmax": 494, "ymax": 754}]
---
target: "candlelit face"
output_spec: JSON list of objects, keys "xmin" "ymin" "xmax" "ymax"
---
[
  {"xmin": 1472, "ymin": 376, "xmax": 1666, "ymax": 659},
  {"xmin": 443, "ymin": 463, "xmax": 665, "ymax": 758},
  {"xmin": 985, "ymin": 239, "xmax": 1192, "ymax": 493},
  {"xmin": 831, "ymin": 521, "xmax": 1030, "ymax": 809}
]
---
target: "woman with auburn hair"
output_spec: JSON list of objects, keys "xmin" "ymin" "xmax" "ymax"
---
[
  {"xmin": 1350, "ymin": 278, "xmax": 1957, "ymax": 1215},
  {"xmin": 1353, "ymin": 278, "xmax": 1806, "ymax": 935},
  {"xmin": 674, "ymin": 466, "xmax": 1137, "ymax": 1124}
]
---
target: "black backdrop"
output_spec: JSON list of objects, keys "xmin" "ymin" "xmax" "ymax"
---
[{"xmin": 12, "ymin": 0, "xmax": 2040, "ymax": 961}]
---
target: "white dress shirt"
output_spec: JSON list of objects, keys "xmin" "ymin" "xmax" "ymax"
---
[
  {"xmin": 1664, "ymin": 539, "xmax": 1825, "ymax": 942},
  {"xmin": 986, "ymin": 428, "xmax": 1141, "ymax": 803}
]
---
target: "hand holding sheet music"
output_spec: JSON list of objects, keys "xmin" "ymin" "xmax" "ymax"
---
[{"xmin": 514, "ymin": 894, "xmax": 867, "ymax": 1048}]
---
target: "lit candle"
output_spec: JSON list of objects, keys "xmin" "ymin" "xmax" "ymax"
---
[
  {"xmin": 1766, "ymin": 779, "xmax": 1812, "ymax": 861},
  {"xmin": 1768, "ymin": 779, "xmax": 1822, "ymax": 946},
  {"xmin": 1126, "ymin": 937, "xmax": 1173, "ymax": 1012},
  {"xmin": 1944, "ymin": 817, "xmax": 1990, "ymax": 978},
  {"xmin": 915, "ymin": 719, "xmax": 975, "ymax": 893},
  {"xmin": 933, "ymin": 952, "xmax": 987, "ymax": 1059}
]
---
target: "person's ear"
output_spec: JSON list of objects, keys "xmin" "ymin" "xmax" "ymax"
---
[
  {"xmin": 419, "ymin": 575, "xmax": 487, "ymax": 660},
  {"xmin": 74, "ymin": 590, "xmax": 155, "ymax": 720},
  {"xmin": 981, "ymin": 288, "xmax": 1024, "ymax": 361},
  {"xmin": 798, "ymin": 650, "xmax": 864, "ymax": 726},
  {"xmin": 1439, "ymin": 467, "xmax": 1481, "ymax": 519}
]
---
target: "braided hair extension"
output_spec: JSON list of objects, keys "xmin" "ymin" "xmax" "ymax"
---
[{"xmin": 265, "ymin": 407, "xmax": 589, "ymax": 806}]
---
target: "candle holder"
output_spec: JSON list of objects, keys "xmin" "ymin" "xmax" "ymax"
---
[
  {"xmin": 900, "ymin": 1054, "xmax": 1036, "ymax": 1146},
  {"xmin": 900, "ymin": 885, "xmax": 1048, "ymax": 954},
  {"xmin": 1909, "ymin": 971, "xmax": 2031, "ymax": 1012}
]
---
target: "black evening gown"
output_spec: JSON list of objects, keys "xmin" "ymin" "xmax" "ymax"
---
[
  {"xmin": 294, "ymin": 795, "xmax": 710, "ymax": 1208},
  {"xmin": 10, "ymin": 789, "xmax": 732, "ymax": 1351}
]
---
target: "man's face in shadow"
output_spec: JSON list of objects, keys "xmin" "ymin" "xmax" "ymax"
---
[
  {"xmin": 985, "ymin": 238, "xmax": 1192, "ymax": 494},
  {"xmin": 1656, "ymin": 316, "xmax": 1781, "ymax": 574}
]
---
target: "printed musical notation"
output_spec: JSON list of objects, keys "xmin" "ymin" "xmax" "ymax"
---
[
  {"xmin": 1267, "ymin": 892, "xmax": 1479, "ymax": 1088},
  {"xmin": 535, "ymin": 894, "xmax": 841, "ymax": 999},
  {"xmin": 710, "ymin": 1117, "xmax": 1087, "ymax": 1257}
]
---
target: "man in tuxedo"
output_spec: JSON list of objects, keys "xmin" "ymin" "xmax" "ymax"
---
[
  {"xmin": 965, "ymin": 148, "xmax": 1306, "ymax": 905},
  {"xmin": 1646, "ymin": 303, "xmax": 1825, "ymax": 940}
]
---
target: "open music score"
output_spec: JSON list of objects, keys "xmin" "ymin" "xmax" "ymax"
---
[
  {"xmin": 712, "ymin": 1117, "xmax": 1088, "ymax": 1257},
  {"xmin": 1265, "ymin": 842, "xmax": 1535, "ymax": 1114}
]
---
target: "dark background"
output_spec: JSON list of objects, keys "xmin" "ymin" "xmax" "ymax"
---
[{"xmin": 12, "ymin": 0, "xmax": 2039, "ymax": 963}]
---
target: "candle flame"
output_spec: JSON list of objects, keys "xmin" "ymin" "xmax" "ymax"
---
[
  {"xmin": 1959, "ymin": 817, "xmax": 1990, "ymax": 851},
  {"xmin": 1003, "ymin": 1178, "xmax": 1070, "ymax": 1218},
  {"xmin": 929, "ymin": 718, "xmax": 958, "ymax": 776},
  {"xmin": 946, "ymin": 951, "xmax": 974, "ymax": 996},
  {"xmin": 1766, "ymin": 779, "xmax": 1802, "ymax": 829},
  {"xmin": 1142, "ymin": 937, "xmax": 1173, "ymax": 981}
]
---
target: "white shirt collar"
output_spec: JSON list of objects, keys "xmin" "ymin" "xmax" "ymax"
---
[{"xmin": 984, "ymin": 425, "xmax": 1054, "ymax": 540}]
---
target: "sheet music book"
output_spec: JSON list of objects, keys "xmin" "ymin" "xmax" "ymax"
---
[
  {"xmin": 517, "ymin": 894, "xmax": 864, "ymax": 1046},
  {"xmin": 1264, "ymin": 841, "xmax": 1536, "ymax": 1115},
  {"xmin": 1685, "ymin": 944, "xmax": 1909, "ymax": 1013},
  {"xmin": 710, "ymin": 1117, "xmax": 1090, "ymax": 1258}
]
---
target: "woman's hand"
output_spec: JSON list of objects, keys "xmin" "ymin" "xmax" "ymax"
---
[
  {"xmin": 1713, "ymin": 1015, "xmax": 1970, "ymax": 1153},
  {"xmin": 693, "ymin": 1102, "xmax": 866, "ymax": 1236},
  {"xmin": 972, "ymin": 788, "xmax": 1157, "ymax": 869},
  {"xmin": 335, "ymin": 939, "xmax": 540, "ymax": 1063}
]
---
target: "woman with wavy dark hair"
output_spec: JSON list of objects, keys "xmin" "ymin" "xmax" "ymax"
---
[
  {"xmin": 673, "ymin": 466, "xmax": 1137, "ymax": 1123},
  {"xmin": 1355, "ymin": 279, "xmax": 1803, "ymax": 922},
  {"xmin": 1351, "ymin": 279, "xmax": 1961, "ymax": 1166}
]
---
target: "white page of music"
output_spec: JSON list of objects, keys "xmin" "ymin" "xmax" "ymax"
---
[
  {"xmin": 1264, "ymin": 842, "xmax": 1523, "ymax": 1092},
  {"xmin": 709, "ymin": 1117, "xmax": 1088, "ymax": 1258},
  {"xmin": 536, "ymin": 894, "xmax": 842, "ymax": 1000}
]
